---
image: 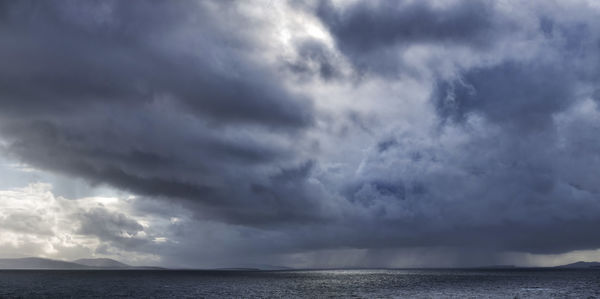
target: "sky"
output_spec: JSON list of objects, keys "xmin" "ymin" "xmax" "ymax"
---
[{"xmin": 1, "ymin": 0, "xmax": 600, "ymax": 268}]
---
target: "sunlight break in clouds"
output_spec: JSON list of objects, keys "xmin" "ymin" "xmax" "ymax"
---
[{"xmin": 0, "ymin": 183, "xmax": 162, "ymax": 265}]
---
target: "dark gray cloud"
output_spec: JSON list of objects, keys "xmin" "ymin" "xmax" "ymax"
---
[
  {"xmin": 316, "ymin": 0, "xmax": 509, "ymax": 76},
  {"xmin": 0, "ymin": 0, "xmax": 312, "ymax": 127},
  {"xmin": 434, "ymin": 61, "xmax": 574, "ymax": 131},
  {"xmin": 285, "ymin": 39, "xmax": 342, "ymax": 81},
  {"xmin": 77, "ymin": 207, "xmax": 149, "ymax": 250},
  {"xmin": 0, "ymin": 0, "xmax": 323, "ymax": 227},
  {"xmin": 351, "ymin": 126, "xmax": 600, "ymax": 254},
  {"xmin": 2, "ymin": 0, "xmax": 600, "ymax": 267},
  {"xmin": 318, "ymin": 0, "xmax": 497, "ymax": 50}
]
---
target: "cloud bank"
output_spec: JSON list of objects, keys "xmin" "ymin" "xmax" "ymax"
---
[{"xmin": 1, "ymin": 0, "xmax": 600, "ymax": 267}]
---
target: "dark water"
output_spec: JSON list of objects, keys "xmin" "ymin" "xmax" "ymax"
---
[{"xmin": 0, "ymin": 269, "xmax": 599, "ymax": 298}]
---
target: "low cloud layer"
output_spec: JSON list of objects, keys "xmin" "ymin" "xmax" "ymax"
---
[{"xmin": 1, "ymin": 0, "xmax": 600, "ymax": 267}]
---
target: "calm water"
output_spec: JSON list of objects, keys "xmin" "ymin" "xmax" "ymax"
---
[{"xmin": 0, "ymin": 269, "xmax": 599, "ymax": 298}]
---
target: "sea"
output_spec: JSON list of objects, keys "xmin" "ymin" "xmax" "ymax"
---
[{"xmin": 0, "ymin": 268, "xmax": 599, "ymax": 298}]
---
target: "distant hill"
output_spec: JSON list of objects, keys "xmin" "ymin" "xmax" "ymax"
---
[
  {"xmin": 0, "ymin": 257, "xmax": 89, "ymax": 269},
  {"xmin": 0, "ymin": 257, "xmax": 162, "ymax": 270},
  {"xmin": 208, "ymin": 264, "xmax": 293, "ymax": 271},
  {"xmin": 73, "ymin": 258, "xmax": 129, "ymax": 268},
  {"xmin": 557, "ymin": 261, "xmax": 600, "ymax": 269},
  {"xmin": 473, "ymin": 265, "xmax": 517, "ymax": 269}
]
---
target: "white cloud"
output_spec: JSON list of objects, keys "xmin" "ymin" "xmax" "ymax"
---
[{"xmin": 0, "ymin": 183, "xmax": 163, "ymax": 265}]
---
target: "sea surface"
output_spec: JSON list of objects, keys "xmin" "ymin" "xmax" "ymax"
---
[{"xmin": 0, "ymin": 268, "xmax": 599, "ymax": 298}]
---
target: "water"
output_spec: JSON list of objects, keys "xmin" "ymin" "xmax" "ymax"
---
[{"xmin": 0, "ymin": 269, "xmax": 599, "ymax": 298}]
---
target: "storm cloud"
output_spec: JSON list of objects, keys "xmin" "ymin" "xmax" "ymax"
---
[{"xmin": 1, "ymin": 0, "xmax": 600, "ymax": 268}]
